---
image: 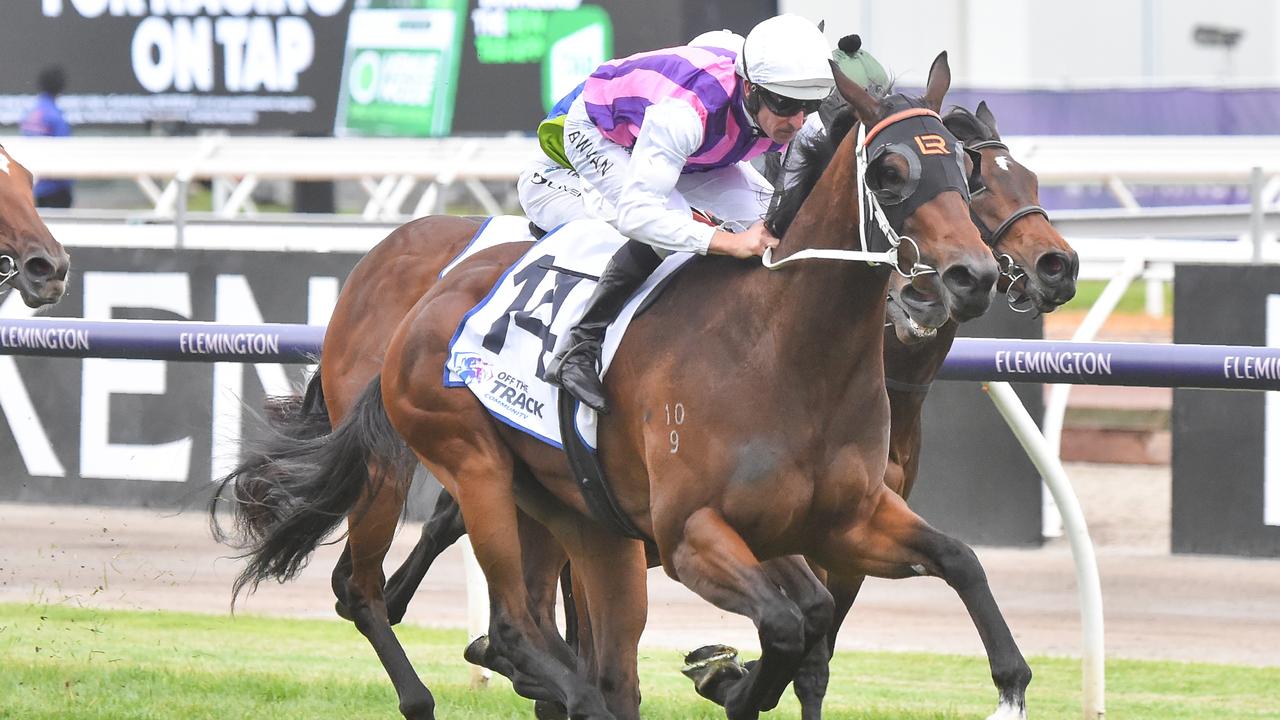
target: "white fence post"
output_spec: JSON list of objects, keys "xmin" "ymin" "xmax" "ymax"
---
[
  {"xmin": 461, "ymin": 537, "xmax": 492, "ymax": 689},
  {"xmin": 987, "ymin": 381, "xmax": 1106, "ymax": 720}
]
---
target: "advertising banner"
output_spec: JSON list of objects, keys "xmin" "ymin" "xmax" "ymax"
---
[
  {"xmin": 0, "ymin": 0, "xmax": 352, "ymax": 133},
  {"xmin": 1172, "ymin": 265, "xmax": 1280, "ymax": 557},
  {"xmin": 1, "ymin": 0, "xmax": 770, "ymax": 135}
]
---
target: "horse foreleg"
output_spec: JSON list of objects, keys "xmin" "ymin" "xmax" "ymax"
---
[
  {"xmin": 667, "ymin": 508, "xmax": 820, "ymax": 720},
  {"xmin": 790, "ymin": 570, "xmax": 865, "ymax": 720},
  {"xmin": 384, "ymin": 485, "xmax": 467, "ymax": 625},
  {"xmin": 342, "ymin": 466, "xmax": 438, "ymax": 720},
  {"xmin": 815, "ymin": 489, "xmax": 1032, "ymax": 720}
]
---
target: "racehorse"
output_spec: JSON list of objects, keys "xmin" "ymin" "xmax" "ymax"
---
[
  {"xmin": 361, "ymin": 100, "xmax": 1079, "ymax": 720},
  {"xmin": 217, "ymin": 53, "xmax": 1031, "ymax": 720},
  {"xmin": 718, "ymin": 100, "xmax": 1078, "ymax": 720},
  {"xmin": 0, "ymin": 145, "xmax": 70, "ymax": 308}
]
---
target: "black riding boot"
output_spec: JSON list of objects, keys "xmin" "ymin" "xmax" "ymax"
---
[{"xmin": 545, "ymin": 239, "xmax": 663, "ymax": 413}]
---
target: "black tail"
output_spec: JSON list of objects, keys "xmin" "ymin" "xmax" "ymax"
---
[{"xmin": 210, "ymin": 373, "xmax": 413, "ymax": 601}]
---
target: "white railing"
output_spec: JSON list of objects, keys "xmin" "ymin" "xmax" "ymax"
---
[{"xmin": 4, "ymin": 133, "xmax": 1280, "ymax": 220}]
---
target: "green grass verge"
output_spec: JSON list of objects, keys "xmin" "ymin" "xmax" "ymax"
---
[
  {"xmin": 1058, "ymin": 279, "xmax": 1173, "ymax": 316},
  {"xmin": 2, "ymin": 603, "xmax": 1276, "ymax": 719}
]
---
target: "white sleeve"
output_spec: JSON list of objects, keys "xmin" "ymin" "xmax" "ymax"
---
[{"xmin": 612, "ymin": 98, "xmax": 717, "ymax": 254}]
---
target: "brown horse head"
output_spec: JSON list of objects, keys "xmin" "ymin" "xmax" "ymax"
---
[
  {"xmin": 832, "ymin": 52, "xmax": 998, "ymax": 328},
  {"xmin": 948, "ymin": 101, "xmax": 1078, "ymax": 313},
  {"xmin": 0, "ymin": 145, "xmax": 70, "ymax": 308}
]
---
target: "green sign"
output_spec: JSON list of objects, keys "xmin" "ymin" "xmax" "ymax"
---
[
  {"xmin": 335, "ymin": 0, "xmax": 466, "ymax": 137},
  {"xmin": 471, "ymin": 4, "xmax": 613, "ymax": 112}
]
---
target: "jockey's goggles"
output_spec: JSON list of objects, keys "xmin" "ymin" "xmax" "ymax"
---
[{"xmin": 749, "ymin": 83, "xmax": 823, "ymax": 117}]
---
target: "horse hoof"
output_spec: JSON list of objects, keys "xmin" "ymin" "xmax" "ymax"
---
[
  {"xmin": 464, "ymin": 635, "xmax": 490, "ymax": 667},
  {"xmin": 681, "ymin": 644, "xmax": 747, "ymax": 704},
  {"xmin": 533, "ymin": 699, "xmax": 568, "ymax": 720}
]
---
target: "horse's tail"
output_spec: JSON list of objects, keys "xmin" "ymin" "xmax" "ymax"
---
[{"xmin": 211, "ymin": 374, "xmax": 412, "ymax": 602}]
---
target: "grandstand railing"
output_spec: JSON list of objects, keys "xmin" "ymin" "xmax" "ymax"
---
[{"xmin": 3, "ymin": 134, "xmax": 1279, "ymax": 220}]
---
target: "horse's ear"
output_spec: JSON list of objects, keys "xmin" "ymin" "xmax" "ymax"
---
[
  {"xmin": 975, "ymin": 100, "xmax": 1001, "ymax": 139},
  {"xmin": 923, "ymin": 51, "xmax": 951, "ymax": 113},
  {"xmin": 830, "ymin": 59, "xmax": 880, "ymax": 126}
]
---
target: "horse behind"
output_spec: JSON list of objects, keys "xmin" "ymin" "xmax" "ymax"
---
[{"xmin": 0, "ymin": 145, "xmax": 70, "ymax": 307}]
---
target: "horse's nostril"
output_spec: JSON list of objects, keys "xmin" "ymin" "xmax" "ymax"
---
[
  {"xmin": 1037, "ymin": 252, "xmax": 1069, "ymax": 280},
  {"xmin": 943, "ymin": 265, "xmax": 978, "ymax": 293},
  {"xmin": 24, "ymin": 256, "xmax": 54, "ymax": 281}
]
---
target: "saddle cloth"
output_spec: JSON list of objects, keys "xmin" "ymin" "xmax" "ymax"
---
[{"xmin": 443, "ymin": 215, "xmax": 693, "ymax": 449}]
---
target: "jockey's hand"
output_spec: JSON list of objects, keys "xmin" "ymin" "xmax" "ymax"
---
[{"xmin": 707, "ymin": 222, "xmax": 779, "ymax": 259}]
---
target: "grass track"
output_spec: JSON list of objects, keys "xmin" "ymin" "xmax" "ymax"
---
[{"xmin": 2, "ymin": 603, "xmax": 1276, "ymax": 719}]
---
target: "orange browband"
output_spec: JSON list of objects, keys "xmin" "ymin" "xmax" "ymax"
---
[{"xmin": 862, "ymin": 107, "xmax": 942, "ymax": 147}]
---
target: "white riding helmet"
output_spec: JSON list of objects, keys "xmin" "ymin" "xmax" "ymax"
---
[
  {"xmin": 689, "ymin": 29, "xmax": 746, "ymax": 54},
  {"xmin": 736, "ymin": 14, "xmax": 834, "ymax": 100}
]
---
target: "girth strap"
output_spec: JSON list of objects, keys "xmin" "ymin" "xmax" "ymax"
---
[{"xmin": 556, "ymin": 391, "xmax": 649, "ymax": 541}]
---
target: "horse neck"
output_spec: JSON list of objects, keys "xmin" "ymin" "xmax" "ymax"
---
[
  {"xmin": 885, "ymin": 321, "xmax": 960, "ymax": 389},
  {"xmin": 884, "ymin": 320, "xmax": 960, "ymax": 434},
  {"xmin": 760, "ymin": 130, "xmax": 889, "ymax": 376}
]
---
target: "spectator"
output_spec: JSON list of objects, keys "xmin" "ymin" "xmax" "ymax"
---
[{"xmin": 19, "ymin": 66, "xmax": 73, "ymax": 208}]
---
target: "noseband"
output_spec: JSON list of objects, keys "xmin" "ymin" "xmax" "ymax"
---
[{"xmin": 965, "ymin": 139, "xmax": 1050, "ymax": 313}]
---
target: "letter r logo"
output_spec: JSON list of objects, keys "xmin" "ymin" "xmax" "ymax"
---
[{"xmin": 914, "ymin": 134, "xmax": 951, "ymax": 155}]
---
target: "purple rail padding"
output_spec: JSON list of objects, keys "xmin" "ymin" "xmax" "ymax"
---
[
  {"xmin": 939, "ymin": 338, "xmax": 1280, "ymax": 391},
  {"xmin": 1, "ymin": 319, "xmax": 1278, "ymax": 391},
  {"xmin": 0, "ymin": 318, "xmax": 325, "ymax": 363}
]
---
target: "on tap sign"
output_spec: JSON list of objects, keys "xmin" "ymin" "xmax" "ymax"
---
[{"xmin": 0, "ymin": 1, "xmax": 353, "ymax": 132}]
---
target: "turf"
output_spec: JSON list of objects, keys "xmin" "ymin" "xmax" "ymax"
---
[
  {"xmin": 1, "ymin": 603, "xmax": 1276, "ymax": 719},
  {"xmin": 1058, "ymin": 279, "xmax": 1173, "ymax": 317}
]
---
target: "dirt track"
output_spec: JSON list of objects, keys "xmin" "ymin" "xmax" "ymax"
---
[{"xmin": 2, "ymin": 461, "xmax": 1278, "ymax": 667}]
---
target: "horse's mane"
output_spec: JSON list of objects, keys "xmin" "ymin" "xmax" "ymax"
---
[
  {"xmin": 763, "ymin": 105, "xmax": 858, "ymax": 239},
  {"xmin": 941, "ymin": 106, "xmax": 997, "ymax": 144}
]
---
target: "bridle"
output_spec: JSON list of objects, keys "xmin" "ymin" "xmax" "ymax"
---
[
  {"xmin": 964, "ymin": 138, "xmax": 1050, "ymax": 313},
  {"xmin": 763, "ymin": 106, "xmax": 959, "ymax": 279},
  {"xmin": 0, "ymin": 255, "xmax": 16, "ymax": 289}
]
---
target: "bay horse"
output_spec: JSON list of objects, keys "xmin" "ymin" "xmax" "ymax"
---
[
  {"xmin": 218, "ymin": 53, "xmax": 1030, "ymax": 720},
  {"xmin": 717, "ymin": 100, "xmax": 1079, "ymax": 719},
  {"xmin": 365, "ymin": 100, "xmax": 1079, "ymax": 720},
  {"xmin": 0, "ymin": 145, "xmax": 70, "ymax": 308}
]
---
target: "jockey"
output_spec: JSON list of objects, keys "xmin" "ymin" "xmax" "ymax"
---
[{"xmin": 524, "ymin": 14, "xmax": 834, "ymax": 414}]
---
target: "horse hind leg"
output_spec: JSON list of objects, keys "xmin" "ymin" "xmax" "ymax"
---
[
  {"xmin": 345, "ymin": 469, "xmax": 438, "ymax": 718},
  {"xmin": 399, "ymin": 424, "xmax": 611, "ymax": 719},
  {"xmin": 341, "ymin": 462, "xmax": 438, "ymax": 719},
  {"xmin": 817, "ymin": 490, "xmax": 1032, "ymax": 720},
  {"xmin": 383, "ymin": 482, "xmax": 467, "ymax": 625}
]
